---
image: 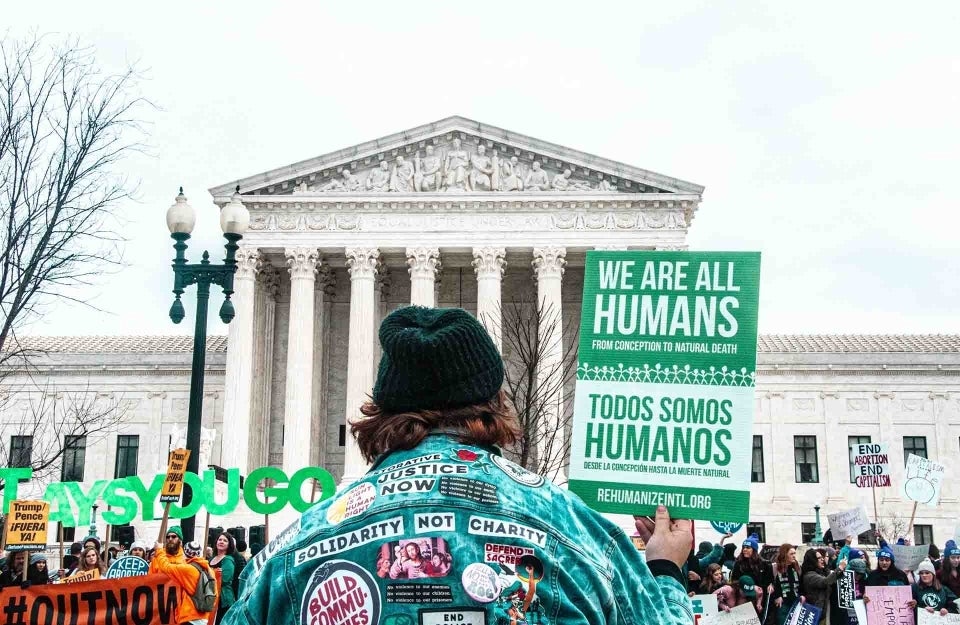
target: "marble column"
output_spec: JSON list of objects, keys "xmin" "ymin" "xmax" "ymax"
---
[
  {"xmin": 407, "ymin": 247, "xmax": 441, "ymax": 307},
  {"xmin": 251, "ymin": 267, "xmax": 280, "ymax": 468},
  {"xmin": 221, "ymin": 246, "xmax": 260, "ymax": 475},
  {"xmin": 532, "ymin": 246, "xmax": 567, "ymax": 484},
  {"xmin": 472, "ymin": 247, "xmax": 506, "ymax": 352},
  {"xmin": 312, "ymin": 266, "xmax": 336, "ymax": 469},
  {"xmin": 341, "ymin": 247, "xmax": 380, "ymax": 486},
  {"xmin": 282, "ymin": 248, "xmax": 319, "ymax": 490}
]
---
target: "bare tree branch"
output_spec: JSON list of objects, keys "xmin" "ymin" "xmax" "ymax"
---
[
  {"xmin": 495, "ymin": 297, "xmax": 579, "ymax": 481},
  {"xmin": 0, "ymin": 33, "xmax": 149, "ymax": 354}
]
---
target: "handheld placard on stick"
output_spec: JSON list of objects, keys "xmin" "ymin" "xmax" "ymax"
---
[{"xmin": 156, "ymin": 502, "xmax": 173, "ymax": 544}]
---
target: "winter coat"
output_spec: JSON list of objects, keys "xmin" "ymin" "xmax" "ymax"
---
[
  {"xmin": 715, "ymin": 584, "xmax": 764, "ymax": 614},
  {"xmin": 224, "ymin": 434, "xmax": 694, "ymax": 625},
  {"xmin": 150, "ymin": 546, "xmax": 218, "ymax": 623},
  {"xmin": 912, "ymin": 583, "xmax": 959, "ymax": 614},
  {"xmin": 211, "ymin": 554, "xmax": 236, "ymax": 608},
  {"xmin": 772, "ymin": 564, "xmax": 802, "ymax": 602},
  {"xmin": 732, "ymin": 557, "xmax": 774, "ymax": 589},
  {"xmin": 801, "ymin": 569, "xmax": 838, "ymax": 616},
  {"xmin": 865, "ymin": 566, "xmax": 910, "ymax": 586}
]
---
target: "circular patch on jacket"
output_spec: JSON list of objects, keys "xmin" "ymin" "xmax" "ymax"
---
[
  {"xmin": 326, "ymin": 482, "xmax": 376, "ymax": 524},
  {"xmin": 489, "ymin": 454, "xmax": 544, "ymax": 487},
  {"xmin": 301, "ymin": 559, "xmax": 381, "ymax": 625},
  {"xmin": 461, "ymin": 563, "xmax": 500, "ymax": 603}
]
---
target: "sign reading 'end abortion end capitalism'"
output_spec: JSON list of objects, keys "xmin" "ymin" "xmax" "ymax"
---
[{"xmin": 569, "ymin": 251, "xmax": 761, "ymax": 522}]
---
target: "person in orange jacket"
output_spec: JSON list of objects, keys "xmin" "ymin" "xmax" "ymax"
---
[{"xmin": 151, "ymin": 526, "xmax": 218, "ymax": 625}]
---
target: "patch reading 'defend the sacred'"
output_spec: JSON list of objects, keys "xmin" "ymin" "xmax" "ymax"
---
[
  {"xmin": 488, "ymin": 454, "xmax": 545, "ymax": 487},
  {"xmin": 419, "ymin": 607, "xmax": 488, "ymax": 625},
  {"xmin": 301, "ymin": 559, "xmax": 381, "ymax": 625},
  {"xmin": 467, "ymin": 515, "xmax": 546, "ymax": 547},
  {"xmin": 327, "ymin": 482, "xmax": 376, "ymax": 524},
  {"xmin": 461, "ymin": 563, "xmax": 500, "ymax": 604},
  {"xmin": 484, "ymin": 543, "xmax": 533, "ymax": 566},
  {"xmin": 296, "ymin": 517, "xmax": 404, "ymax": 566}
]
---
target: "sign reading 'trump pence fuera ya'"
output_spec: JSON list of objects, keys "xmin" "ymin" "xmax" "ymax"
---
[{"xmin": 568, "ymin": 251, "xmax": 761, "ymax": 522}]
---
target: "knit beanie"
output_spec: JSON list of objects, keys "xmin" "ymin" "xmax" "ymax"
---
[
  {"xmin": 877, "ymin": 546, "xmax": 895, "ymax": 562},
  {"xmin": 916, "ymin": 558, "xmax": 936, "ymax": 575},
  {"xmin": 83, "ymin": 535, "xmax": 101, "ymax": 552},
  {"xmin": 848, "ymin": 559, "xmax": 867, "ymax": 575},
  {"xmin": 945, "ymin": 540, "xmax": 960, "ymax": 558},
  {"xmin": 738, "ymin": 575, "xmax": 757, "ymax": 598},
  {"xmin": 742, "ymin": 533, "xmax": 760, "ymax": 552},
  {"xmin": 29, "ymin": 553, "xmax": 46, "ymax": 565},
  {"xmin": 183, "ymin": 541, "xmax": 202, "ymax": 558},
  {"xmin": 166, "ymin": 526, "xmax": 184, "ymax": 541},
  {"xmin": 372, "ymin": 307, "xmax": 504, "ymax": 412}
]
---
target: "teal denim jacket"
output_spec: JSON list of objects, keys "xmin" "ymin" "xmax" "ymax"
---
[{"xmin": 225, "ymin": 434, "xmax": 692, "ymax": 625}]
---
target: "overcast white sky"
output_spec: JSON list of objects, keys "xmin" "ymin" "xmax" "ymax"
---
[{"xmin": 9, "ymin": 1, "xmax": 960, "ymax": 337}]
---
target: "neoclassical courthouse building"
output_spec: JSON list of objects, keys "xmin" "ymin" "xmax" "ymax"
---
[{"xmin": 3, "ymin": 117, "xmax": 959, "ymax": 548}]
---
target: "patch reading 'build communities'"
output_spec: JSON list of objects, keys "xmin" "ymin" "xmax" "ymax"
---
[{"xmin": 569, "ymin": 251, "xmax": 761, "ymax": 522}]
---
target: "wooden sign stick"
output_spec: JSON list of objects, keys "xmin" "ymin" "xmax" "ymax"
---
[
  {"xmin": 59, "ymin": 523, "xmax": 65, "ymax": 573},
  {"xmin": 871, "ymin": 485, "xmax": 879, "ymax": 531},
  {"xmin": 202, "ymin": 511, "xmax": 211, "ymax": 553},
  {"xmin": 156, "ymin": 502, "xmax": 172, "ymax": 545},
  {"xmin": 906, "ymin": 501, "xmax": 919, "ymax": 539}
]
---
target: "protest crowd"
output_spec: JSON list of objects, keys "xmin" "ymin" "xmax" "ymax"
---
[{"xmin": 683, "ymin": 528, "xmax": 960, "ymax": 624}]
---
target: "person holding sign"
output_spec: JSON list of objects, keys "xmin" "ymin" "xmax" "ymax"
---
[
  {"xmin": 0, "ymin": 552, "xmax": 27, "ymax": 587},
  {"xmin": 940, "ymin": 541, "xmax": 960, "ymax": 598},
  {"xmin": 865, "ymin": 545, "xmax": 910, "ymax": 587},
  {"xmin": 771, "ymin": 544, "xmax": 803, "ymax": 625},
  {"xmin": 150, "ymin": 526, "xmax": 218, "ymax": 625},
  {"xmin": 911, "ymin": 559, "xmax": 958, "ymax": 617},
  {"xmin": 226, "ymin": 307, "xmax": 696, "ymax": 625},
  {"xmin": 732, "ymin": 534, "xmax": 774, "ymax": 600},
  {"xmin": 800, "ymin": 549, "xmax": 846, "ymax": 623}
]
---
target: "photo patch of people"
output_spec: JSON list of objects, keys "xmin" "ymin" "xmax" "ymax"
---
[{"xmin": 376, "ymin": 538, "xmax": 453, "ymax": 579}]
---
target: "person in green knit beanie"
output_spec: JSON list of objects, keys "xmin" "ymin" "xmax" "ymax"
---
[{"xmin": 225, "ymin": 306, "xmax": 693, "ymax": 625}]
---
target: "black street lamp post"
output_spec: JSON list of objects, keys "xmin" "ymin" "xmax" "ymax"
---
[{"xmin": 165, "ymin": 186, "xmax": 249, "ymax": 542}]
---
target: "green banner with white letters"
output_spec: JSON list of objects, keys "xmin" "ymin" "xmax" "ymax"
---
[{"xmin": 568, "ymin": 250, "xmax": 760, "ymax": 522}]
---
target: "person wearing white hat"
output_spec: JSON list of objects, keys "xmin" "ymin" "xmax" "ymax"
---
[{"xmin": 911, "ymin": 558, "xmax": 958, "ymax": 617}]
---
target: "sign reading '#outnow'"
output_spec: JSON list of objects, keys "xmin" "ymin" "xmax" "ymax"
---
[
  {"xmin": 0, "ymin": 465, "xmax": 336, "ymax": 527},
  {"xmin": 568, "ymin": 251, "xmax": 761, "ymax": 522}
]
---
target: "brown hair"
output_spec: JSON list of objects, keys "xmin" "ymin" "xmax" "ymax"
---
[
  {"xmin": 351, "ymin": 389, "xmax": 520, "ymax": 464},
  {"xmin": 701, "ymin": 563, "xmax": 725, "ymax": 593},
  {"xmin": 774, "ymin": 543, "xmax": 800, "ymax": 577}
]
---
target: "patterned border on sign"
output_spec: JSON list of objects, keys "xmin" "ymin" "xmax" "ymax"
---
[{"xmin": 577, "ymin": 362, "xmax": 756, "ymax": 386}]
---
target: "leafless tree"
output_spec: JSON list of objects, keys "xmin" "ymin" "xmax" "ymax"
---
[
  {"xmin": 0, "ymin": 33, "xmax": 148, "ymax": 362},
  {"xmin": 498, "ymin": 298, "xmax": 579, "ymax": 480},
  {"xmin": 0, "ymin": 382, "xmax": 129, "ymax": 489},
  {"xmin": 875, "ymin": 512, "xmax": 909, "ymax": 545}
]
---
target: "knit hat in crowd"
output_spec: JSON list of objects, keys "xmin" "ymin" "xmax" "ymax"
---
[
  {"xmin": 697, "ymin": 541, "xmax": 714, "ymax": 558},
  {"xmin": 945, "ymin": 540, "xmax": 960, "ymax": 558},
  {"xmin": 848, "ymin": 548, "xmax": 864, "ymax": 561},
  {"xmin": 877, "ymin": 546, "xmax": 895, "ymax": 562},
  {"xmin": 166, "ymin": 526, "xmax": 184, "ymax": 541},
  {"xmin": 372, "ymin": 307, "xmax": 504, "ymax": 412},
  {"xmin": 739, "ymin": 575, "xmax": 757, "ymax": 598},
  {"xmin": 183, "ymin": 541, "xmax": 202, "ymax": 558},
  {"xmin": 82, "ymin": 536, "xmax": 101, "ymax": 552},
  {"xmin": 916, "ymin": 558, "xmax": 936, "ymax": 575},
  {"xmin": 29, "ymin": 553, "xmax": 46, "ymax": 565},
  {"xmin": 742, "ymin": 533, "xmax": 760, "ymax": 552},
  {"xmin": 848, "ymin": 559, "xmax": 867, "ymax": 575},
  {"xmin": 130, "ymin": 541, "xmax": 148, "ymax": 552}
]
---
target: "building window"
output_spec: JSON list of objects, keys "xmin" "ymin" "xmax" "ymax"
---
[
  {"xmin": 801, "ymin": 522, "xmax": 817, "ymax": 544},
  {"xmin": 58, "ymin": 525, "xmax": 75, "ymax": 542},
  {"xmin": 751, "ymin": 436, "xmax": 765, "ymax": 483},
  {"xmin": 61, "ymin": 435, "xmax": 86, "ymax": 482},
  {"xmin": 114, "ymin": 435, "xmax": 139, "ymax": 478},
  {"xmin": 914, "ymin": 524, "xmax": 934, "ymax": 546},
  {"xmin": 858, "ymin": 523, "xmax": 877, "ymax": 545},
  {"xmin": 746, "ymin": 522, "xmax": 766, "ymax": 543},
  {"xmin": 9, "ymin": 436, "xmax": 33, "ymax": 468},
  {"xmin": 848, "ymin": 435, "xmax": 871, "ymax": 483},
  {"xmin": 794, "ymin": 436, "xmax": 819, "ymax": 483},
  {"xmin": 903, "ymin": 436, "xmax": 927, "ymax": 463}
]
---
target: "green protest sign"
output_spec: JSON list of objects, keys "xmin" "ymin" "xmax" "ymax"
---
[{"xmin": 568, "ymin": 250, "xmax": 760, "ymax": 522}]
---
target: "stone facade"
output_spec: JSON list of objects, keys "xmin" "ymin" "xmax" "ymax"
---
[{"xmin": 2, "ymin": 118, "xmax": 959, "ymax": 548}]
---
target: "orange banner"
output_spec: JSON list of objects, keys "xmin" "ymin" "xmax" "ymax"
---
[{"xmin": 3, "ymin": 573, "xmax": 217, "ymax": 625}]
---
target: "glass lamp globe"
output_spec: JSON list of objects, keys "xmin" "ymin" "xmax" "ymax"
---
[
  {"xmin": 220, "ymin": 187, "xmax": 250, "ymax": 235},
  {"xmin": 166, "ymin": 187, "xmax": 196, "ymax": 235}
]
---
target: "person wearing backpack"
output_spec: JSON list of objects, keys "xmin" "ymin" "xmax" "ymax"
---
[
  {"xmin": 151, "ymin": 526, "xmax": 219, "ymax": 625},
  {"xmin": 210, "ymin": 532, "xmax": 239, "ymax": 623}
]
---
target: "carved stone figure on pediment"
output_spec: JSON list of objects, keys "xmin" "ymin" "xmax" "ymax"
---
[
  {"xmin": 524, "ymin": 161, "xmax": 550, "ymax": 191},
  {"xmin": 443, "ymin": 138, "xmax": 470, "ymax": 192},
  {"xmin": 293, "ymin": 181, "xmax": 311, "ymax": 193},
  {"xmin": 498, "ymin": 155, "xmax": 523, "ymax": 191},
  {"xmin": 320, "ymin": 169, "xmax": 361, "ymax": 192},
  {"xmin": 414, "ymin": 146, "xmax": 442, "ymax": 192},
  {"xmin": 553, "ymin": 169, "xmax": 593, "ymax": 192},
  {"xmin": 598, "ymin": 177, "xmax": 617, "ymax": 192},
  {"xmin": 469, "ymin": 145, "xmax": 495, "ymax": 192},
  {"xmin": 366, "ymin": 160, "xmax": 391, "ymax": 192},
  {"xmin": 390, "ymin": 156, "xmax": 415, "ymax": 192}
]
